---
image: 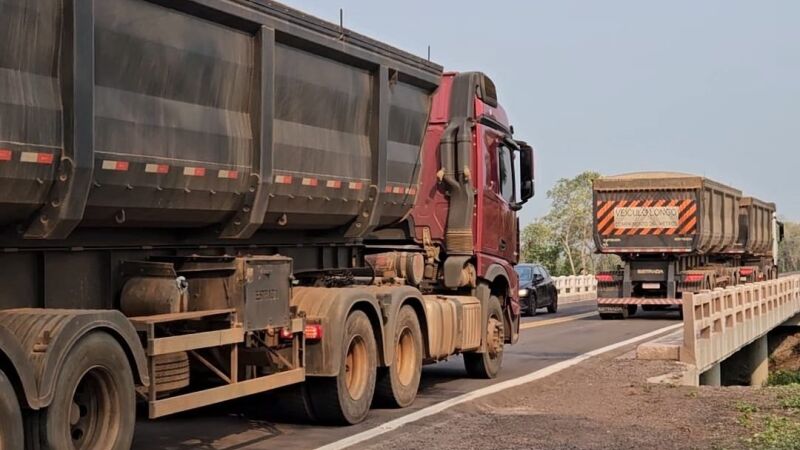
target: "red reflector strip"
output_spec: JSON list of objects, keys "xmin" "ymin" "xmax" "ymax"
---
[
  {"xmin": 385, "ymin": 185, "xmax": 394, "ymax": 193},
  {"xmin": 740, "ymin": 268, "xmax": 754, "ymax": 276},
  {"xmin": 275, "ymin": 175, "xmax": 293, "ymax": 184},
  {"xmin": 0, "ymin": 149, "xmax": 11, "ymax": 161},
  {"xmin": 406, "ymin": 186, "xmax": 417, "ymax": 195},
  {"xmin": 183, "ymin": 167, "xmax": 206, "ymax": 177},
  {"xmin": 101, "ymin": 160, "xmax": 129, "ymax": 171},
  {"xmin": 302, "ymin": 177, "xmax": 318, "ymax": 186},
  {"xmin": 218, "ymin": 170, "xmax": 239, "ymax": 179},
  {"xmin": 596, "ymin": 274, "xmax": 614, "ymax": 282},
  {"xmin": 684, "ymin": 274, "xmax": 704, "ymax": 282},
  {"xmin": 348, "ymin": 181, "xmax": 363, "ymax": 190},
  {"xmin": 327, "ymin": 180, "xmax": 342, "ymax": 189},
  {"xmin": 304, "ymin": 324, "xmax": 323, "ymax": 340},
  {"xmin": 21, "ymin": 152, "xmax": 54, "ymax": 165},
  {"xmin": 145, "ymin": 164, "xmax": 170, "ymax": 174},
  {"xmin": 392, "ymin": 186, "xmax": 404, "ymax": 194}
]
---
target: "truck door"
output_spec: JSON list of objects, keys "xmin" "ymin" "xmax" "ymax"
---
[{"xmin": 479, "ymin": 129, "xmax": 517, "ymax": 261}]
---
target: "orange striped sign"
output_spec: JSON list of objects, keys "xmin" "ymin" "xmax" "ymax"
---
[{"xmin": 596, "ymin": 199, "xmax": 697, "ymax": 236}]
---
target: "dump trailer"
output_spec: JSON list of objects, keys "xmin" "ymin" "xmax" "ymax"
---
[
  {"xmin": 593, "ymin": 172, "xmax": 781, "ymax": 319},
  {"xmin": 0, "ymin": 1, "xmax": 535, "ymax": 447}
]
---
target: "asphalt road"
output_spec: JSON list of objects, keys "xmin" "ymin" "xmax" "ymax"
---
[{"xmin": 132, "ymin": 300, "xmax": 677, "ymax": 450}]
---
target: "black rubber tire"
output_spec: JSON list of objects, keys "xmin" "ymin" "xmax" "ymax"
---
[
  {"xmin": 528, "ymin": 294, "xmax": 538, "ymax": 317},
  {"xmin": 375, "ymin": 305, "xmax": 423, "ymax": 408},
  {"xmin": 307, "ymin": 310, "xmax": 377, "ymax": 425},
  {"xmin": 26, "ymin": 332, "xmax": 135, "ymax": 450},
  {"xmin": 263, "ymin": 383, "xmax": 317, "ymax": 423},
  {"xmin": 464, "ymin": 295, "xmax": 505, "ymax": 379},
  {"xmin": 547, "ymin": 293, "xmax": 558, "ymax": 314},
  {"xmin": 0, "ymin": 368, "xmax": 24, "ymax": 450},
  {"xmin": 599, "ymin": 312, "xmax": 617, "ymax": 320},
  {"xmin": 627, "ymin": 305, "xmax": 638, "ymax": 316}
]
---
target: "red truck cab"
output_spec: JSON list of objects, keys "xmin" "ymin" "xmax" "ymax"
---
[{"xmin": 410, "ymin": 72, "xmax": 535, "ymax": 339}]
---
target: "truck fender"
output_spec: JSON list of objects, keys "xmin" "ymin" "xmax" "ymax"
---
[
  {"xmin": 291, "ymin": 287, "xmax": 385, "ymax": 377},
  {"xmin": 0, "ymin": 327, "xmax": 40, "ymax": 409},
  {"xmin": 0, "ymin": 309, "xmax": 150, "ymax": 409},
  {"xmin": 360, "ymin": 286, "xmax": 429, "ymax": 365}
]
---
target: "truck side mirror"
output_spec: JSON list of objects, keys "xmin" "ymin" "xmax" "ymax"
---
[{"xmin": 518, "ymin": 142, "xmax": 535, "ymax": 204}]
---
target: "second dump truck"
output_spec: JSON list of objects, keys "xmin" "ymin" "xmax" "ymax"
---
[
  {"xmin": 593, "ymin": 172, "xmax": 782, "ymax": 319},
  {"xmin": 0, "ymin": 0, "xmax": 534, "ymax": 448}
]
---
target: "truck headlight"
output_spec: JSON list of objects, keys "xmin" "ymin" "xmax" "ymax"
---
[{"xmin": 518, "ymin": 288, "xmax": 529, "ymax": 297}]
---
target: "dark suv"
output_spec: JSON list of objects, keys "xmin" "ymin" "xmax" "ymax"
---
[{"xmin": 515, "ymin": 263, "xmax": 558, "ymax": 316}]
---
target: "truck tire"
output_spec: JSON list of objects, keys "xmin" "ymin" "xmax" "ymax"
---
[
  {"xmin": 308, "ymin": 310, "xmax": 377, "ymax": 425},
  {"xmin": 464, "ymin": 295, "xmax": 504, "ymax": 379},
  {"xmin": 26, "ymin": 332, "xmax": 135, "ymax": 450},
  {"xmin": 263, "ymin": 383, "xmax": 317, "ymax": 423},
  {"xmin": 0, "ymin": 368, "xmax": 24, "ymax": 450},
  {"xmin": 375, "ymin": 305, "xmax": 422, "ymax": 408}
]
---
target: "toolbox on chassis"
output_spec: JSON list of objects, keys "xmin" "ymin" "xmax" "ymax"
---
[
  {"xmin": 593, "ymin": 172, "xmax": 781, "ymax": 319},
  {"xmin": 0, "ymin": 0, "xmax": 534, "ymax": 447}
]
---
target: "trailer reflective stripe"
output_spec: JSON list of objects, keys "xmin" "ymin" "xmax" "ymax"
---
[
  {"xmin": 598, "ymin": 200, "xmax": 624, "ymax": 235},
  {"xmin": 20, "ymin": 152, "xmax": 54, "ymax": 164},
  {"xmin": 145, "ymin": 164, "xmax": 170, "ymax": 174},
  {"xmin": 275, "ymin": 175, "xmax": 293, "ymax": 184},
  {"xmin": 183, "ymin": 167, "xmax": 206, "ymax": 177},
  {"xmin": 392, "ymin": 186, "xmax": 404, "ymax": 194},
  {"xmin": 326, "ymin": 180, "xmax": 342, "ymax": 189},
  {"xmin": 102, "ymin": 160, "xmax": 129, "ymax": 171},
  {"xmin": 301, "ymin": 177, "xmax": 318, "ymax": 186},
  {"xmin": 406, "ymin": 186, "xmax": 417, "ymax": 195},
  {"xmin": 665, "ymin": 200, "xmax": 695, "ymax": 235},
  {"xmin": 218, "ymin": 170, "xmax": 239, "ymax": 179},
  {"xmin": 385, "ymin": 185, "xmax": 394, "ymax": 193},
  {"xmin": 595, "ymin": 200, "xmax": 616, "ymax": 220},
  {"xmin": 348, "ymin": 181, "xmax": 363, "ymax": 190},
  {"xmin": 0, "ymin": 149, "xmax": 10, "ymax": 161}
]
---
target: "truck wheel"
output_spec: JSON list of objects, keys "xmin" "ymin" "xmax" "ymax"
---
[
  {"xmin": 308, "ymin": 310, "xmax": 377, "ymax": 425},
  {"xmin": 627, "ymin": 305, "xmax": 638, "ymax": 316},
  {"xmin": 375, "ymin": 305, "xmax": 422, "ymax": 408},
  {"xmin": 464, "ymin": 295, "xmax": 504, "ymax": 379},
  {"xmin": 26, "ymin": 332, "xmax": 135, "ymax": 450},
  {"xmin": 0, "ymin": 369, "xmax": 24, "ymax": 450}
]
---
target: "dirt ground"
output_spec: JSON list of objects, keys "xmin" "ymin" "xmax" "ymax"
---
[{"xmin": 361, "ymin": 346, "xmax": 794, "ymax": 450}]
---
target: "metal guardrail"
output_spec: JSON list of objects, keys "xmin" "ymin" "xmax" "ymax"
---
[
  {"xmin": 681, "ymin": 275, "xmax": 800, "ymax": 373},
  {"xmin": 553, "ymin": 275, "xmax": 597, "ymax": 301}
]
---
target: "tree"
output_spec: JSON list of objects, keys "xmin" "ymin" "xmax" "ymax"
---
[
  {"xmin": 520, "ymin": 220, "xmax": 560, "ymax": 272},
  {"xmin": 544, "ymin": 171, "xmax": 600, "ymax": 275}
]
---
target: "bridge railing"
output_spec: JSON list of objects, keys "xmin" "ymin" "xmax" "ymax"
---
[
  {"xmin": 553, "ymin": 275, "xmax": 597, "ymax": 302},
  {"xmin": 681, "ymin": 275, "xmax": 800, "ymax": 373}
]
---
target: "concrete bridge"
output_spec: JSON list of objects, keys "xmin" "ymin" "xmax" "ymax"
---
[{"xmin": 638, "ymin": 275, "xmax": 800, "ymax": 386}]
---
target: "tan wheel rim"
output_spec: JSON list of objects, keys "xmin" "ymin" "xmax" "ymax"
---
[
  {"xmin": 345, "ymin": 336, "xmax": 369, "ymax": 400},
  {"xmin": 69, "ymin": 366, "xmax": 120, "ymax": 450},
  {"xmin": 487, "ymin": 315, "xmax": 504, "ymax": 358},
  {"xmin": 395, "ymin": 327, "xmax": 417, "ymax": 386}
]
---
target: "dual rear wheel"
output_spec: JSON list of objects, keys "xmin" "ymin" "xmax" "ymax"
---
[{"xmin": 26, "ymin": 332, "xmax": 135, "ymax": 450}]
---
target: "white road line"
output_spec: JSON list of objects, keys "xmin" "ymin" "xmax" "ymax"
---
[
  {"xmin": 316, "ymin": 323, "xmax": 683, "ymax": 450},
  {"xmin": 520, "ymin": 311, "xmax": 597, "ymax": 330}
]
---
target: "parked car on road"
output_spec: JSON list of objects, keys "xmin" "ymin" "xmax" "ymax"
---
[{"xmin": 516, "ymin": 264, "xmax": 559, "ymax": 316}]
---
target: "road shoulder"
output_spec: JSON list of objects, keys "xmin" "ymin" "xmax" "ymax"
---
[{"xmin": 359, "ymin": 345, "xmax": 772, "ymax": 450}]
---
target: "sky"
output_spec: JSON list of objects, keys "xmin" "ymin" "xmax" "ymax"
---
[{"xmin": 283, "ymin": 0, "xmax": 800, "ymax": 225}]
